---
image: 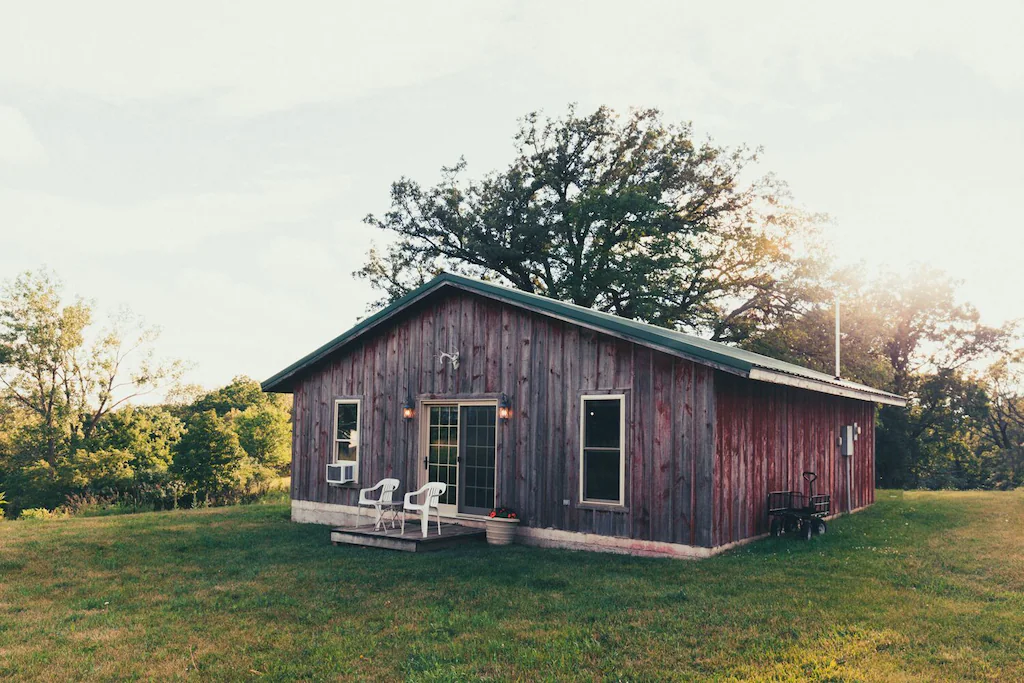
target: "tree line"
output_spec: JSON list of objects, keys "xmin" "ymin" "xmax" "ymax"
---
[
  {"xmin": 4, "ymin": 105, "xmax": 1020, "ymax": 513},
  {"xmin": 358, "ymin": 104, "xmax": 1022, "ymax": 490},
  {"xmin": 0, "ymin": 270, "xmax": 290, "ymax": 518}
]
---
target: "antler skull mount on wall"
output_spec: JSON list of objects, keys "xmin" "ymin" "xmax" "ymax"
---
[{"xmin": 437, "ymin": 349, "xmax": 460, "ymax": 370}]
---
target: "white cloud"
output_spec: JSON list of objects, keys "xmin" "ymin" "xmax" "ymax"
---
[{"xmin": 0, "ymin": 105, "xmax": 47, "ymax": 165}]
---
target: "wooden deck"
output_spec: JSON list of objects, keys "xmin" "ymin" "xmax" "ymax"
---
[{"xmin": 330, "ymin": 523, "xmax": 485, "ymax": 552}]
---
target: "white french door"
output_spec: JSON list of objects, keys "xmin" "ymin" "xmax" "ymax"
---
[{"xmin": 422, "ymin": 401, "xmax": 497, "ymax": 517}]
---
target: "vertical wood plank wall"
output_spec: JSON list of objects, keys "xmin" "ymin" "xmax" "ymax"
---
[
  {"xmin": 287, "ymin": 287, "xmax": 877, "ymax": 549},
  {"xmin": 289, "ymin": 289, "xmax": 717, "ymax": 546},
  {"xmin": 712, "ymin": 373, "xmax": 876, "ymax": 547}
]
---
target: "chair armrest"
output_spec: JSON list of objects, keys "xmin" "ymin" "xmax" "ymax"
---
[
  {"xmin": 403, "ymin": 483, "xmax": 433, "ymax": 508},
  {"xmin": 358, "ymin": 480, "xmax": 384, "ymax": 504},
  {"xmin": 361, "ymin": 481, "xmax": 384, "ymax": 494}
]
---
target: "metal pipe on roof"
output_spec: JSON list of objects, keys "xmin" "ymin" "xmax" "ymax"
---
[{"xmin": 835, "ymin": 295, "xmax": 841, "ymax": 380}]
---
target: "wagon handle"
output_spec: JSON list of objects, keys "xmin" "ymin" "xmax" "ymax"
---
[{"xmin": 803, "ymin": 471, "xmax": 817, "ymax": 497}]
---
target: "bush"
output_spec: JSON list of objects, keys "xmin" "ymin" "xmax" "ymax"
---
[{"xmin": 19, "ymin": 507, "xmax": 66, "ymax": 521}]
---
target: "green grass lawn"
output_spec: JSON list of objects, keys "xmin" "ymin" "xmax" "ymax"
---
[{"xmin": 1, "ymin": 491, "xmax": 1022, "ymax": 682}]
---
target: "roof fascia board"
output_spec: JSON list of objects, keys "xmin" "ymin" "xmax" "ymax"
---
[{"xmin": 748, "ymin": 368, "xmax": 908, "ymax": 406}]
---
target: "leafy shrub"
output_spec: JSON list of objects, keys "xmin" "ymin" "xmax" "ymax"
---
[{"xmin": 19, "ymin": 507, "xmax": 65, "ymax": 521}]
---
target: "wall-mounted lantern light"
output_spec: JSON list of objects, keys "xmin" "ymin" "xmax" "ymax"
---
[
  {"xmin": 498, "ymin": 393, "xmax": 511, "ymax": 422},
  {"xmin": 402, "ymin": 396, "xmax": 415, "ymax": 420}
]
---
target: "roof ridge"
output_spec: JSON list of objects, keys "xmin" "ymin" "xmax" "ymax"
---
[
  {"xmin": 436, "ymin": 272, "xmax": 903, "ymax": 394},
  {"xmin": 262, "ymin": 270, "xmax": 906, "ymax": 406}
]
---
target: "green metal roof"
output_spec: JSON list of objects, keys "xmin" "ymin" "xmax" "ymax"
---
[{"xmin": 262, "ymin": 272, "xmax": 907, "ymax": 405}]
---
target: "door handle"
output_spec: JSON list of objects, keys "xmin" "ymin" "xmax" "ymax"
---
[{"xmin": 423, "ymin": 456, "xmax": 428, "ymax": 471}]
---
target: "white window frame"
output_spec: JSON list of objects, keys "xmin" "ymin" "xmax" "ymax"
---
[
  {"xmin": 333, "ymin": 398, "xmax": 361, "ymax": 484},
  {"xmin": 579, "ymin": 393, "xmax": 626, "ymax": 506}
]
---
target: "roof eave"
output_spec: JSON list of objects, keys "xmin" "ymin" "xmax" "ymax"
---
[{"xmin": 747, "ymin": 368, "xmax": 908, "ymax": 406}]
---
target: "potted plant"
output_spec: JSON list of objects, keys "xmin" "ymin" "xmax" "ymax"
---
[{"xmin": 485, "ymin": 507, "xmax": 520, "ymax": 545}]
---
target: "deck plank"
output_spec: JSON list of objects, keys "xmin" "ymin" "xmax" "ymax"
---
[{"xmin": 330, "ymin": 523, "xmax": 486, "ymax": 552}]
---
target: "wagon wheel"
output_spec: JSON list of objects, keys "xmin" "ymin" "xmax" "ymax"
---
[
  {"xmin": 801, "ymin": 520, "xmax": 813, "ymax": 541},
  {"xmin": 770, "ymin": 517, "xmax": 782, "ymax": 537},
  {"xmin": 814, "ymin": 520, "xmax": 827, "ymax": 536}
]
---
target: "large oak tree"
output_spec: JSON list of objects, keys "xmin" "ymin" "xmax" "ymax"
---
[{"xmin": 358, "ymin": 105, "xmax": 827, "ymax": 343}]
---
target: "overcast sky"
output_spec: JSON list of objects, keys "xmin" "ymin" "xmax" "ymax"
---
[{"xmin": 1, "ymin": 1, "xmax": 1021, "ymax": 393}]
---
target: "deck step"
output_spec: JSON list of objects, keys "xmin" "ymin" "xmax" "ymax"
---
[{"xmin": 330, "ymin": 523, "xmax": 485, "ymax": 552}]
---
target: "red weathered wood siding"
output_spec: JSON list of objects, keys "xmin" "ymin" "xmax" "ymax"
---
[
  {"xmin": 712, "ymin": 373, "xmax": 876, "ymax": 546},
  {"xmin": 289, "ymin": 288, "xmax": 717, "ymax": 546},
  {"xmin": 286, "ymin": 286, "xmax": 877, "ymax": 549}
]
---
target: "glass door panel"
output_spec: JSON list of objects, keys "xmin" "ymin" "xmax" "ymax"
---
[
  {"xmin": 458, "ymin": 405, "xmax": 497, "ymax": 516},
  {"xmin": 426, "ymin": 405, "xmax": 459, "ymax": 512}
]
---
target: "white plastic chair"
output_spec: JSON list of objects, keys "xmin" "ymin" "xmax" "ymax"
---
[
  {"xmin": 358, "ymin": 478, "xmax": 401, "ymax": 531},
  {"xmin": 402, "ymin": 482, "xmax": 447, "ymax": 538}
]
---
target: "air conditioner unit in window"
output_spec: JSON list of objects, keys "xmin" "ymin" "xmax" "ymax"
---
[{"xmin": 326, "ymin": 462, "xmax": 356, "ymax": 485}]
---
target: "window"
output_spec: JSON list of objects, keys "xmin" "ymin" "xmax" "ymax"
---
[
  {"xmin": 333, "ymin": 399, "xmax": 360, "ymax": 482},
  {"xmin": 579, "ymin": 395, "xmax": 625, "ymax": 505}
]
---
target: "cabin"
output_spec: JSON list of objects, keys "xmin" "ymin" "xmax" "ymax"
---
[{"xmin": 262, "ymin": 273, "xmax": 906, "ymax": 558}]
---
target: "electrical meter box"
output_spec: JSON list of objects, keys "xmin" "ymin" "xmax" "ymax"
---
[{"xmin": 840, "ymin": 424, "xmax": 855, "ymax": 457}]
